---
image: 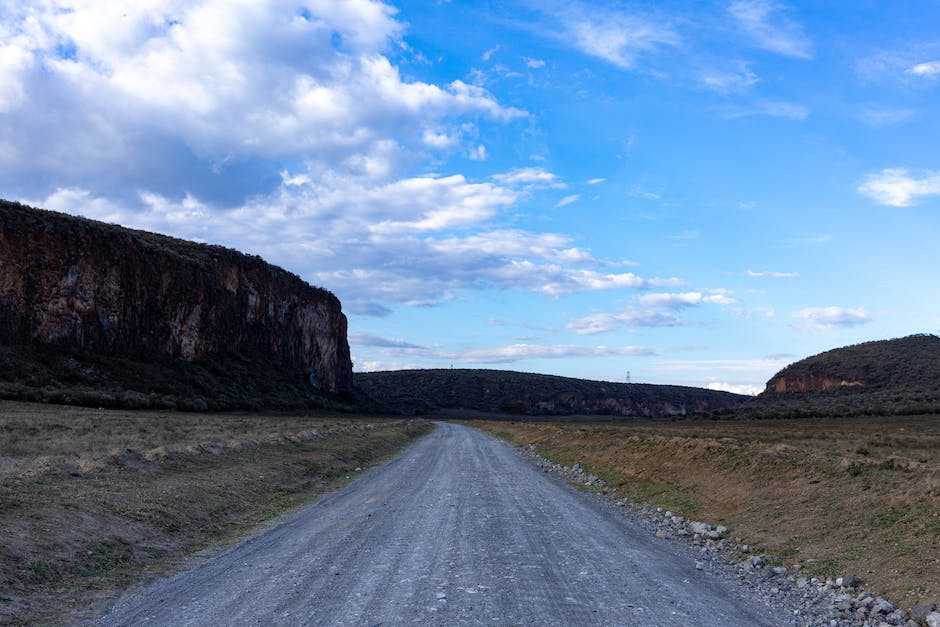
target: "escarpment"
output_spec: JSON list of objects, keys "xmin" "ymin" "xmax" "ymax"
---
[
  {"xmin": 742, "ymin": 334, "xmax": 940, "ymax": 417},
  {"xmin": 0, "ymin": 200, "xmax": 352, "ymax": 406}
]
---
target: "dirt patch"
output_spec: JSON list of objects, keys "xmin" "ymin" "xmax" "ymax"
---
[
  {"xmin": 0, "ymin": 400, "xmax": 432, "ymax": 623},
  {"xmin": 467, "ymin": 415, "xmax": 940, "ymax": 612}
]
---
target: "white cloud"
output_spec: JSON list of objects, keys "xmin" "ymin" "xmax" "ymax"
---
[
  {"xmin": 906, "ymin": 61, "xmax": 940, "ymax": 78},
  {"xmin": 492, "ymin": 167, "xmax": 565, "ymax": 188},
  {"xmin": 792, "ymin": 306, "xmax": 870, "ymax": 330},
  {"xmin": 468, "ymin": 145, "xmax": 488, "ymax": 161},
  {"xmin": 586, "ymin": 178, "xmax": 606, "ymax": 185},
  {"xmin": 706, "ymin": 381, "xmax": 762, "ymax": 396},
  {"xmin": 0, "ymin": 43, "xmax": 32, "ymax": 113},
  {"xmin": 638, "ymin": 290, "xmax": 737, "ymax": 309},
  {"xmin": 455, "ymin": 343, "xmax": 654, "ymax": 364},
  {"xmin": 639, "ymin": 292, "xmax": 704, "ymax": 309},
  {"xmin": 567, "ymin": 310, "xmax": 682, "ymax": 335},
  {"xmin": 745, "ymin": 269, "xmax": 798, "ymax": 278},
  {"xmin": 42, "ymin": 164, "xmax": 669, "ymax": 315},
  {"xmin": 556, "ymin": 194, "xmax": 580, "ymax": 208},
  {"xmin": 553, "ymin": 7, "xmax": 679, "ymax": 69},
  {"xmin": 348, "ymin": 332, "xmax": 422, "ymax": 349},
  {"xmin": 0, "ymin": 0, "xmax": 524, "ymax": 199},
  {"xmin": 728, "ymin": 0, "xmax": 813, "ymax": 59},
  {"xmin": 858, "ymin": 168, "xmax": 940, "ymax": 207},
  {"xmin": 423, "ymin": 130, "xmax": 458, "ymax": 149},
  {"xmin": 523, "ymin": 57, "xmax": 546, "ymax": 68},
  {"xmin": 703, "ymin": 289, "xmax": 738, "ymax": 305},
  {"xmin": 701, "ymin": 65, "xmax": 759, "ymax": 92},
  {"xmin": 482, "ymin": 45, "xmax": 500, "ymax": 62}
]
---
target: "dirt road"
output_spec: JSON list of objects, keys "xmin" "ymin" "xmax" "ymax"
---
[{"xmin": 97, "ymin": 422, "xmax": 787, "ymax": 626}]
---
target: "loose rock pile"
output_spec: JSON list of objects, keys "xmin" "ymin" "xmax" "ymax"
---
[{"xmin": 520, "ymin": 444, "xmax": 939, "ymax": 627}]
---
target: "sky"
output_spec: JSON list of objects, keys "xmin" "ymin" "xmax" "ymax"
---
[{"xmin": 2, "ymin": 1, "xmax": 939, "ymax": 395}]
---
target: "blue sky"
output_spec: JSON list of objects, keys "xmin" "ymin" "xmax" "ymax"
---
[{"xmin": 2, "ymin": 1, "xmax": 939, "ymax": 394}]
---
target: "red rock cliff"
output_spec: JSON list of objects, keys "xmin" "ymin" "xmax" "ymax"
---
[{"xmin": 0, "ymin": 200, "xmax": 353, "ymax": 393}]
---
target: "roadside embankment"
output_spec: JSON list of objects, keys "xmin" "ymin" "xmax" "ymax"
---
[
  {"xmin": 0, "ymin": 401, "xmax": 432, "ymax": 623},
  {"xmin": 468, "ymin": 416, "xmax": 940, "ymax": 622}
]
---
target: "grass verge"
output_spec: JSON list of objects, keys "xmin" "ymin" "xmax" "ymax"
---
[
  {"xmin": 0, "ymin": 401, "xmax": 432, "ymax": 624},
  {"xmin": 467, "ymin": 415, "xmax": 940, "ymax": 610}
]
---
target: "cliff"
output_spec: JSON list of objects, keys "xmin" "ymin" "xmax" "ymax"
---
[
  {"xmin": 743, "ymin": 334, "xmax": 940, "ymax": 417},
  {"xmin": 763, "ymin": 334, "xmax": 940, "ymax": 395},
  {"xmin": 355, "ymin": 369, "xmax": 749, "ymax": 418},
  {"xmin": 0, "ymin": 200, "xmax": 353, "ymax": 408}
]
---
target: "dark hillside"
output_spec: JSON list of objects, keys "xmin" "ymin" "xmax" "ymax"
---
[
  {"xmin": 355, "ymin": 369, "xmax": 749, "ymax": 418},
  {"xmin": 744, "ymin": 334, "xmax": 940, "ymax": 417}
]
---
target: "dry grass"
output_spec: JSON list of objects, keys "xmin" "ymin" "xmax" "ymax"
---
[
  {"xmin": 0, "ymin": 401, "xmax": 432, "ymax": 624},
  {"xmin": 469, "ymin": 415, "xmax": 940, "ymax": 610}
]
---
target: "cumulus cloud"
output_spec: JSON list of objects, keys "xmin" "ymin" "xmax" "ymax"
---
[
  {"xmin": 906, "ymin": 61, "xmax": 940, "ymax": 78},
  {"xmin": 638, "ymin": 290, "xmax": 737, "ymax": 309},
  {"xmin": 566, "ymin": 310, "xmax": 682, "ymax": 335},
  {"xmin": 0, "ymin": 0, "xmax": 523, "ymax": 201},
  {"xmin": 792, "ymin": 306, "xmax": 870, "ymax": 330},
  {"xmin": 706, "ymin": 381, "xmax": 762, "ymax": 396},
  {"xmin": 45, "ymin": 166, "xmax": 669, "ymax": 314},
  {"xmin": 858, "ymin": 168, "xmax": 940, "ymax": 206},
  {"xmin": 728, "ymin": 0, "xmax": 813, "ymax": 59}
]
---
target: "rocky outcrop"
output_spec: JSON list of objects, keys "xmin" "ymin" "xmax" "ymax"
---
[
  {"xmin": 768, "ymin": 375, "xmax": 864, "ymax": 393},
  {"xmin": 760, "ymin": 334, "xmax": 940, "ymax": 397},
  {"xmin": 741, "ymin": 334, "xmax": 940, "ymax": 417},
  {"xmin": 0, "ymin": 200, "xmax": 352, "ymax": 394}
]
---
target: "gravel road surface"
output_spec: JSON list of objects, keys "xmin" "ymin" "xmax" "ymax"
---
[{"xmin": 97, "ymin": 422, "xmax": 789, "ymax": 626}]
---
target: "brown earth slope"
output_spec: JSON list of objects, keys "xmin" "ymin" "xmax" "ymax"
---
[{"xmin": 473, "ymin": 416, "xmax": 940, "ymax": 612}]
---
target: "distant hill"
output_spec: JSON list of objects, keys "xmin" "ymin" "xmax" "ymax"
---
[
  {"xmin": 354, "ymin": 369, "xmax": 749, "ymax": 418},
  {"xmin": 743, "ymin": 334, "xmax": 940, "ymax": 417},
  {"xmin": 0, "ymin": 199, "xmax": 354, "ymax": 411}
]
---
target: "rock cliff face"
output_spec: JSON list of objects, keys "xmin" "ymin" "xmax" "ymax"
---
[
  {"xmin": 760, "ymin": 334, "xmax": 940, "ymax": 397},
  {"xmin": 768, "ymin": 375, "xmax": 864, "ymax": 393},
  {"xmin": 0, "ymin": 200, "xmax": 352, "ymax": 394}
]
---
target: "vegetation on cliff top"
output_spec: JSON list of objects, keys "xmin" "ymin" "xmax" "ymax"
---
[{"xmin": 355, "ymin": 368, "xmax": 748, "ymax": 418}]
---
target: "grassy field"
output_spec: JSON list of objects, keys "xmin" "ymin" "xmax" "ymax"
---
[
  {"xmin": 470, "ymin": 415, "xmax": 940, "ymax": 610},
  {"xmin": 0, "ymin": 401, "xmax": 432, "ymax": 624}
]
